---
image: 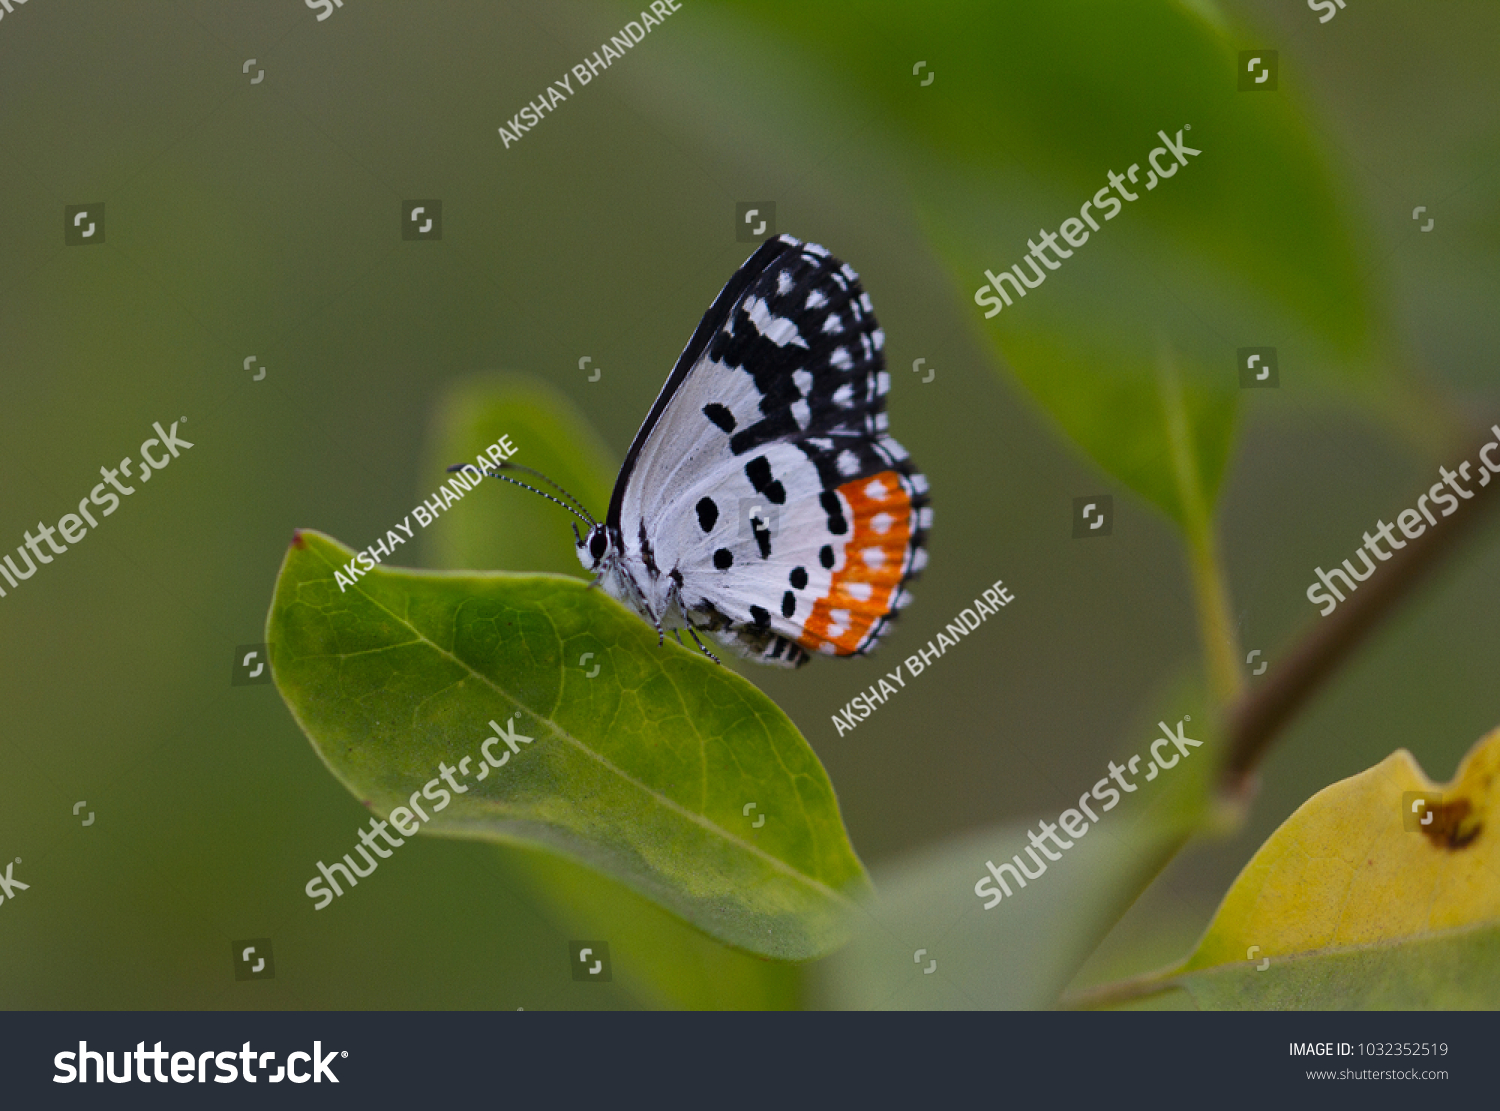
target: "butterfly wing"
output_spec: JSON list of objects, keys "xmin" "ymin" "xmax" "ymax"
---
[{"xmin": 609, "ymin": 235, "xmax": 930, "ymax": 667}]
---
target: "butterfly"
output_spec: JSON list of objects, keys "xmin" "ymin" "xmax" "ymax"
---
[{"xmin": 481, "ymin": 234, "xmax": 929, "ymax": 667}]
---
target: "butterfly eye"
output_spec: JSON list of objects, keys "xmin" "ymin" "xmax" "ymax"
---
[{"xmin": 589, "ymin": 531, "xmax": 608, "ymax": 561}]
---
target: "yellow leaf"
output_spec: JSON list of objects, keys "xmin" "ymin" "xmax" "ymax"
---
[{"xmin": 1185, "ymin": 724, "xmax": 1500, "ymax": 973}]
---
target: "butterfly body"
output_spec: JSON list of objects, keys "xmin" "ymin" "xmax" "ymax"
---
[{"xmin": 575, "ymin": 234, "xmax": 929, "ymax": 668}]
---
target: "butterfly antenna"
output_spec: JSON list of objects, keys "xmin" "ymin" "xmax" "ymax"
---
[
  {"xmin": 449, "ymin": 463, "xmax": 597, "ymax": 529},
  {"xmin": 454, "ymin": 461, "xmax": 598, "ymax": 528}
]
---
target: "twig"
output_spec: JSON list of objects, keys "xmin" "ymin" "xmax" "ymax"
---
[{"xmin": 1223, "ymin": 432, "xmax": 1500, "ymax": 790}]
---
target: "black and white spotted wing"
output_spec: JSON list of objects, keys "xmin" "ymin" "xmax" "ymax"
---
[{"xmin": 589, "ymin": 234, "xmax": 929, "ymax": 668}]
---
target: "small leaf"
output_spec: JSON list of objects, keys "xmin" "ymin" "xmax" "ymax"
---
[
  {"xmin": 1093, "ymin": 724, "xmax": 1500, "ymax": 1008},
  {"xmin": 268, "ymin": 530, "xmax": 870, "ymax": 960},
  {"xmin": 815, "ymin": 815, "xmax": 1193, "ymax": 1010},
  {"xmin": 817, "ymin": 689, "xmax": 1217, "ymax": 1008}
]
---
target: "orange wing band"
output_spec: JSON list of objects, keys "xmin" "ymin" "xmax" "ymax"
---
[{"xmin": 797, "ymin": 470, "xmax": 913, "ymax": 656}]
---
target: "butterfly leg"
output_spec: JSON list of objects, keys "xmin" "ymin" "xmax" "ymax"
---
[{"xmin": 687, "ymin": 624, "xmax": 722, "ymax": 666}]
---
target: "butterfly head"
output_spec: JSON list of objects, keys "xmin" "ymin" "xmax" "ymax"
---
[{"xmin": 577, "ymin": 522, "xmax": 612, "ymax": 571}]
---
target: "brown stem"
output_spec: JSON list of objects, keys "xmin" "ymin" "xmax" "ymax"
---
[{"xmin": 1223, "ymin": 433, "xmax": 1500, "ymax": 790}]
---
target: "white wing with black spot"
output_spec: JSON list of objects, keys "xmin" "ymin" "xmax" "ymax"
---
[{"xmin": 606, "ymin": 235, "xmax": 930, "ymax": 667}]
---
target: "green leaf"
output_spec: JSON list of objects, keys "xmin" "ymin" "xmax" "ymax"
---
[
  {"xmin": 268, "ymin": 529, "xmax": 871, "ymax": 960},
  {"xmin": 422, "ymin": 373, "xmax": 801, "ymax": 1005},
  {"xmin": 817, "ymin": 686, "xmax": 1219, "ymax": 1008},
  {"xmin": 815, "ymin": 815, "xmax": 1194, "ymax": 1009},
  {"xmin": 711, "ymin": 0, "xmax": 1391, "ymax": 525}
]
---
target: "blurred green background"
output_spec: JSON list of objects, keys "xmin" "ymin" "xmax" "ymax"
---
[{"xmin": 1, "ymin": 0, "xmax": 1497, "ymax": 1008}]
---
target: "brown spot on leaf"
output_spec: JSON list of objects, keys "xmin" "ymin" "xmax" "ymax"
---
[
  {"xmin": 291, "ymin": 530, "xmax": 306, "ymax": 549},
  {"xmin": 1420, "ymin": 797, "xmax": 1482, "ymax": 850}
]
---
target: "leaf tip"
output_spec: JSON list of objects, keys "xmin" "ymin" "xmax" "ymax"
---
[{"xmin": 290, "ymin": 530, "xmax": 307, "ymax": 550}]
